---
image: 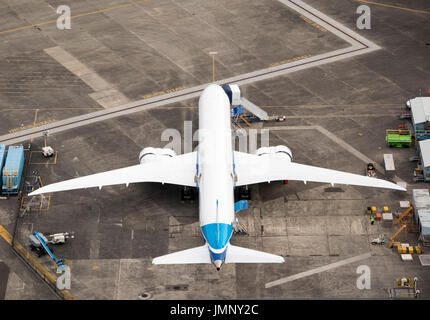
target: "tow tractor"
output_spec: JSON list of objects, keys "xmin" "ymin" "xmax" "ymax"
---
[
  {"xmin": 29, "ymin": 231, "xmax": 68, "ymax": 273},
  {"xmin": 366, "ymin": 163, "xmax": 376, "ymax": 177},
  {"xmin": 46, "ymin": 232, "xmax": 74, "ymax": 245},
  {"xmin": 370, "ymin": 234, "xmax": 385, "ymax": 245}
]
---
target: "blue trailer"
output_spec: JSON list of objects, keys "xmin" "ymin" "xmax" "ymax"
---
[
  {"xmin": 2, "ymin": 145, "xmax": 24, "ymax": 195},
  {"xmin": 0, "ymin": 145, "xmax": 6, "ymax": 191}
]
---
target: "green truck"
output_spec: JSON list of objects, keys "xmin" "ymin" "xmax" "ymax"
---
[{"xmin": 386, "ymin": 129, "xmax": 412, "ymax": 148}]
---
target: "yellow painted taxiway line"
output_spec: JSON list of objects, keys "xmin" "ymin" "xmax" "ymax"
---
[
  {"xmin": 0, "ymin": 0, "xmax": 149, "ymax": 36},
  {"xmin": 3, "ymin": 108, "xmax": 103, "ymax": 112},
  {"xmin": 356, "ymin": 0, "xmax": 430, "ymax": 15},
  {"xmin": 29, "ymin": 151, "xmax": 58, "ymax": 165}
]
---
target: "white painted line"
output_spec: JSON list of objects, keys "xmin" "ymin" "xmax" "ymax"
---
[
  {"xmin": 45, "ymin": 46, "xmax": 130, "ymax": 109},
  {"xmin": 0, "ymin": 0, "xmax": 382, "ymax": 144},
  {"xmin": 281, "ymin": 0, "xmax": 380, "ymax": 49},
  {"xmin": 265, "ymin": 252, "xmax": 371, "ymax": 288}
]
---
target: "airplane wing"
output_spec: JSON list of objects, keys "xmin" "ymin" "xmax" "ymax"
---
[
  {"xmin": 233, "ymin": 151, "xmax": 406, "ymax": 191},
  {"xmin": 29, "ymin": 152, "xmax": 197, "ymax": 196}
]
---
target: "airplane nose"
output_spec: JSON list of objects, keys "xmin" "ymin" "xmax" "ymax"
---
[{"xmin": 213, "ymin": 260, "xmax": 222, "ymax": 271}]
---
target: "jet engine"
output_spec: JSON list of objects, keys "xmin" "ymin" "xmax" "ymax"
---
[
  {"xmin": 255, "ymin": 145, "xmax": 292, "ymax": 162},
  {"xmin": 139, "ymin": 147, "xmax": 176, "ymax": 164}
]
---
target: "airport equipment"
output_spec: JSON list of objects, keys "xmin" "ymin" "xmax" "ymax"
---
[
  {"xmin": 371, "ymin": 234, "xmax": 385, "ymax": 245},
  {"xmin": 418, "ymin": 255, "xmax": 430, "ymax": 268},
  {"xmin": 230, "ymin": 106, "xmax": 243, "ymax": 129},
  {"xmin": 400, "ymin": 253, "xmax": 413, "ymax": 261},
  {"xmin": 394, "ymin": 206, "xmax": 413, "ymax": 225},
  {"xmin": 383, "ymin": 154, "xmax": 395, "ymax": 179},
  {"xmin": 399, "ymin": 111, "xmax": 411, "ymax": 119},
  {"xmin": 238, "ymin": 115, "xmax": 251, "ymax": 127},
  {"xmin": 234, "ymin": 200, "xmax": 248, "ymax": 213},
  {"xmin": 25, "ymin": 172, "xmax": 43, "ymax": 194},
  {"xmin": 181, "ymin": 187, "xmax": 194, "ymax": 202},
  {"xmin": 237, "ymin": 186, "xmax": 251, "ymax": 201},
  {"xmin": 388, "ymin": 277, "xmax": 420, "ymax": 299},
  {"xmin": 400, "ymin": 201, "xmax": 410, "ymax": 208},
  {"xmin": 389, "ymin": 224, "xmax": 408, "ymax": 248},
  {"xmin": 409, "ymin": 153, "xmax": 420, "ymax": 162},
  {"xmin": 29, "ymin": 232, "xmax": 67, "ymax": 273},
  {"xmin": 385, "ymin": 130, "xmax": 411, "ymax": 148},
  {"xmin": 382, "ymin": 213, "xmax": 393, "ymax": 225},
  {"xmin": 29, "ymin": 232, "xmax": 49, "ymax": 257},
  {"xmin": 408, "ymin": 97, "xmax": 430, "ymax": 131},
  {"xmin": 0, "ymin": 145, "xmax": 6, "ymax": 191},
  {"xmin": 42, "ymin": 130, "xmax": 54, "ymax": 158},
  {"xmin": 223, "ymin": 84, "xmax": 268, "ymax": 120},
  {"xmin": 418, "ymin": 140, "xmax": 430, "ymax": 182},
  {"xmin": 46, "ymin": 232, "xmax": 74, "ymax": 245},
  {"xmin": 2, "ymin": 145, "xmax": 24, "ymax": 195},
  {"xmin": 417, "ymin": 210, "xmax": 430, "ymax": 246},
  {"xmin": 412, "ymin": 189, "xmax": 430, "ymax": 224},
  {"xmin": 397, "ymin": 277, "xmax": 417, "ymax": 289},
  {"xmin": 233, "ymin": 217, "xmax": 247, "ymax": 235},
  {"xmin": 230, "ymin": 106, "xmax": 243, "ymax": 117},
  {"xmin": 366, "ymin": 163, "xmax": 376, "ymax": 177},
  {"xmin": 415, "ymin": 130, "xmax": 430, "ymax": 142}
]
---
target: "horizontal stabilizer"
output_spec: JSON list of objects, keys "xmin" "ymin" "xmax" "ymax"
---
[
  {"xmin": 225, "ymin": 245, "xmax": 284, "ymax": 264},
  {"xmin": 152, "ymin": 245, "xmax": 211, "ymax": 265}
]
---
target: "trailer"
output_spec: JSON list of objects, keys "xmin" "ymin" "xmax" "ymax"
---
[
  {"xmin": 383, "ymin": 154, "xmax": 396, "ymax": 179},
  {"xmin": 2, "ymin": 145, "xmax": 24, "ymax": 195}
]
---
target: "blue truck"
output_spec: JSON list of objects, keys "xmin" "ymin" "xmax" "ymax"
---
[
  {"xmin": 0, "ymin": 145, "xmax": 6, "ymax": 191},
  {"xmin": 2, "ymin": 145, "xmax": 24, "ymax": 195}
]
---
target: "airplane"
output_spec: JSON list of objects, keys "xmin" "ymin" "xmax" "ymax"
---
[{"xmin": 29, "ymin": 83, "xmax": 406, "ymax": 271}]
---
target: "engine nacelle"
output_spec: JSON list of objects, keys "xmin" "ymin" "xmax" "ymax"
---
[
  {"xmin": 139, "ymin": 147, "xmax": 176, "ymax": 164},
  {"xmin": 255, "ymin": 145, "xmax": 292, "ymax": 162}
]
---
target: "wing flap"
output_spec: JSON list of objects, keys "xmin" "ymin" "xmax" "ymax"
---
[
  {"xmin": 29, "ymin": 152, "xmax": 197, "ymax": 195},
  {"xmin": 234, "ymin": 151, "xmax": 405, "ymax": 191}
]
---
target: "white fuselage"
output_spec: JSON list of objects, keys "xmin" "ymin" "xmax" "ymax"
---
[{"xmin": 197, "ymin": 84, "xmax": 235, "ymax": 265}]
